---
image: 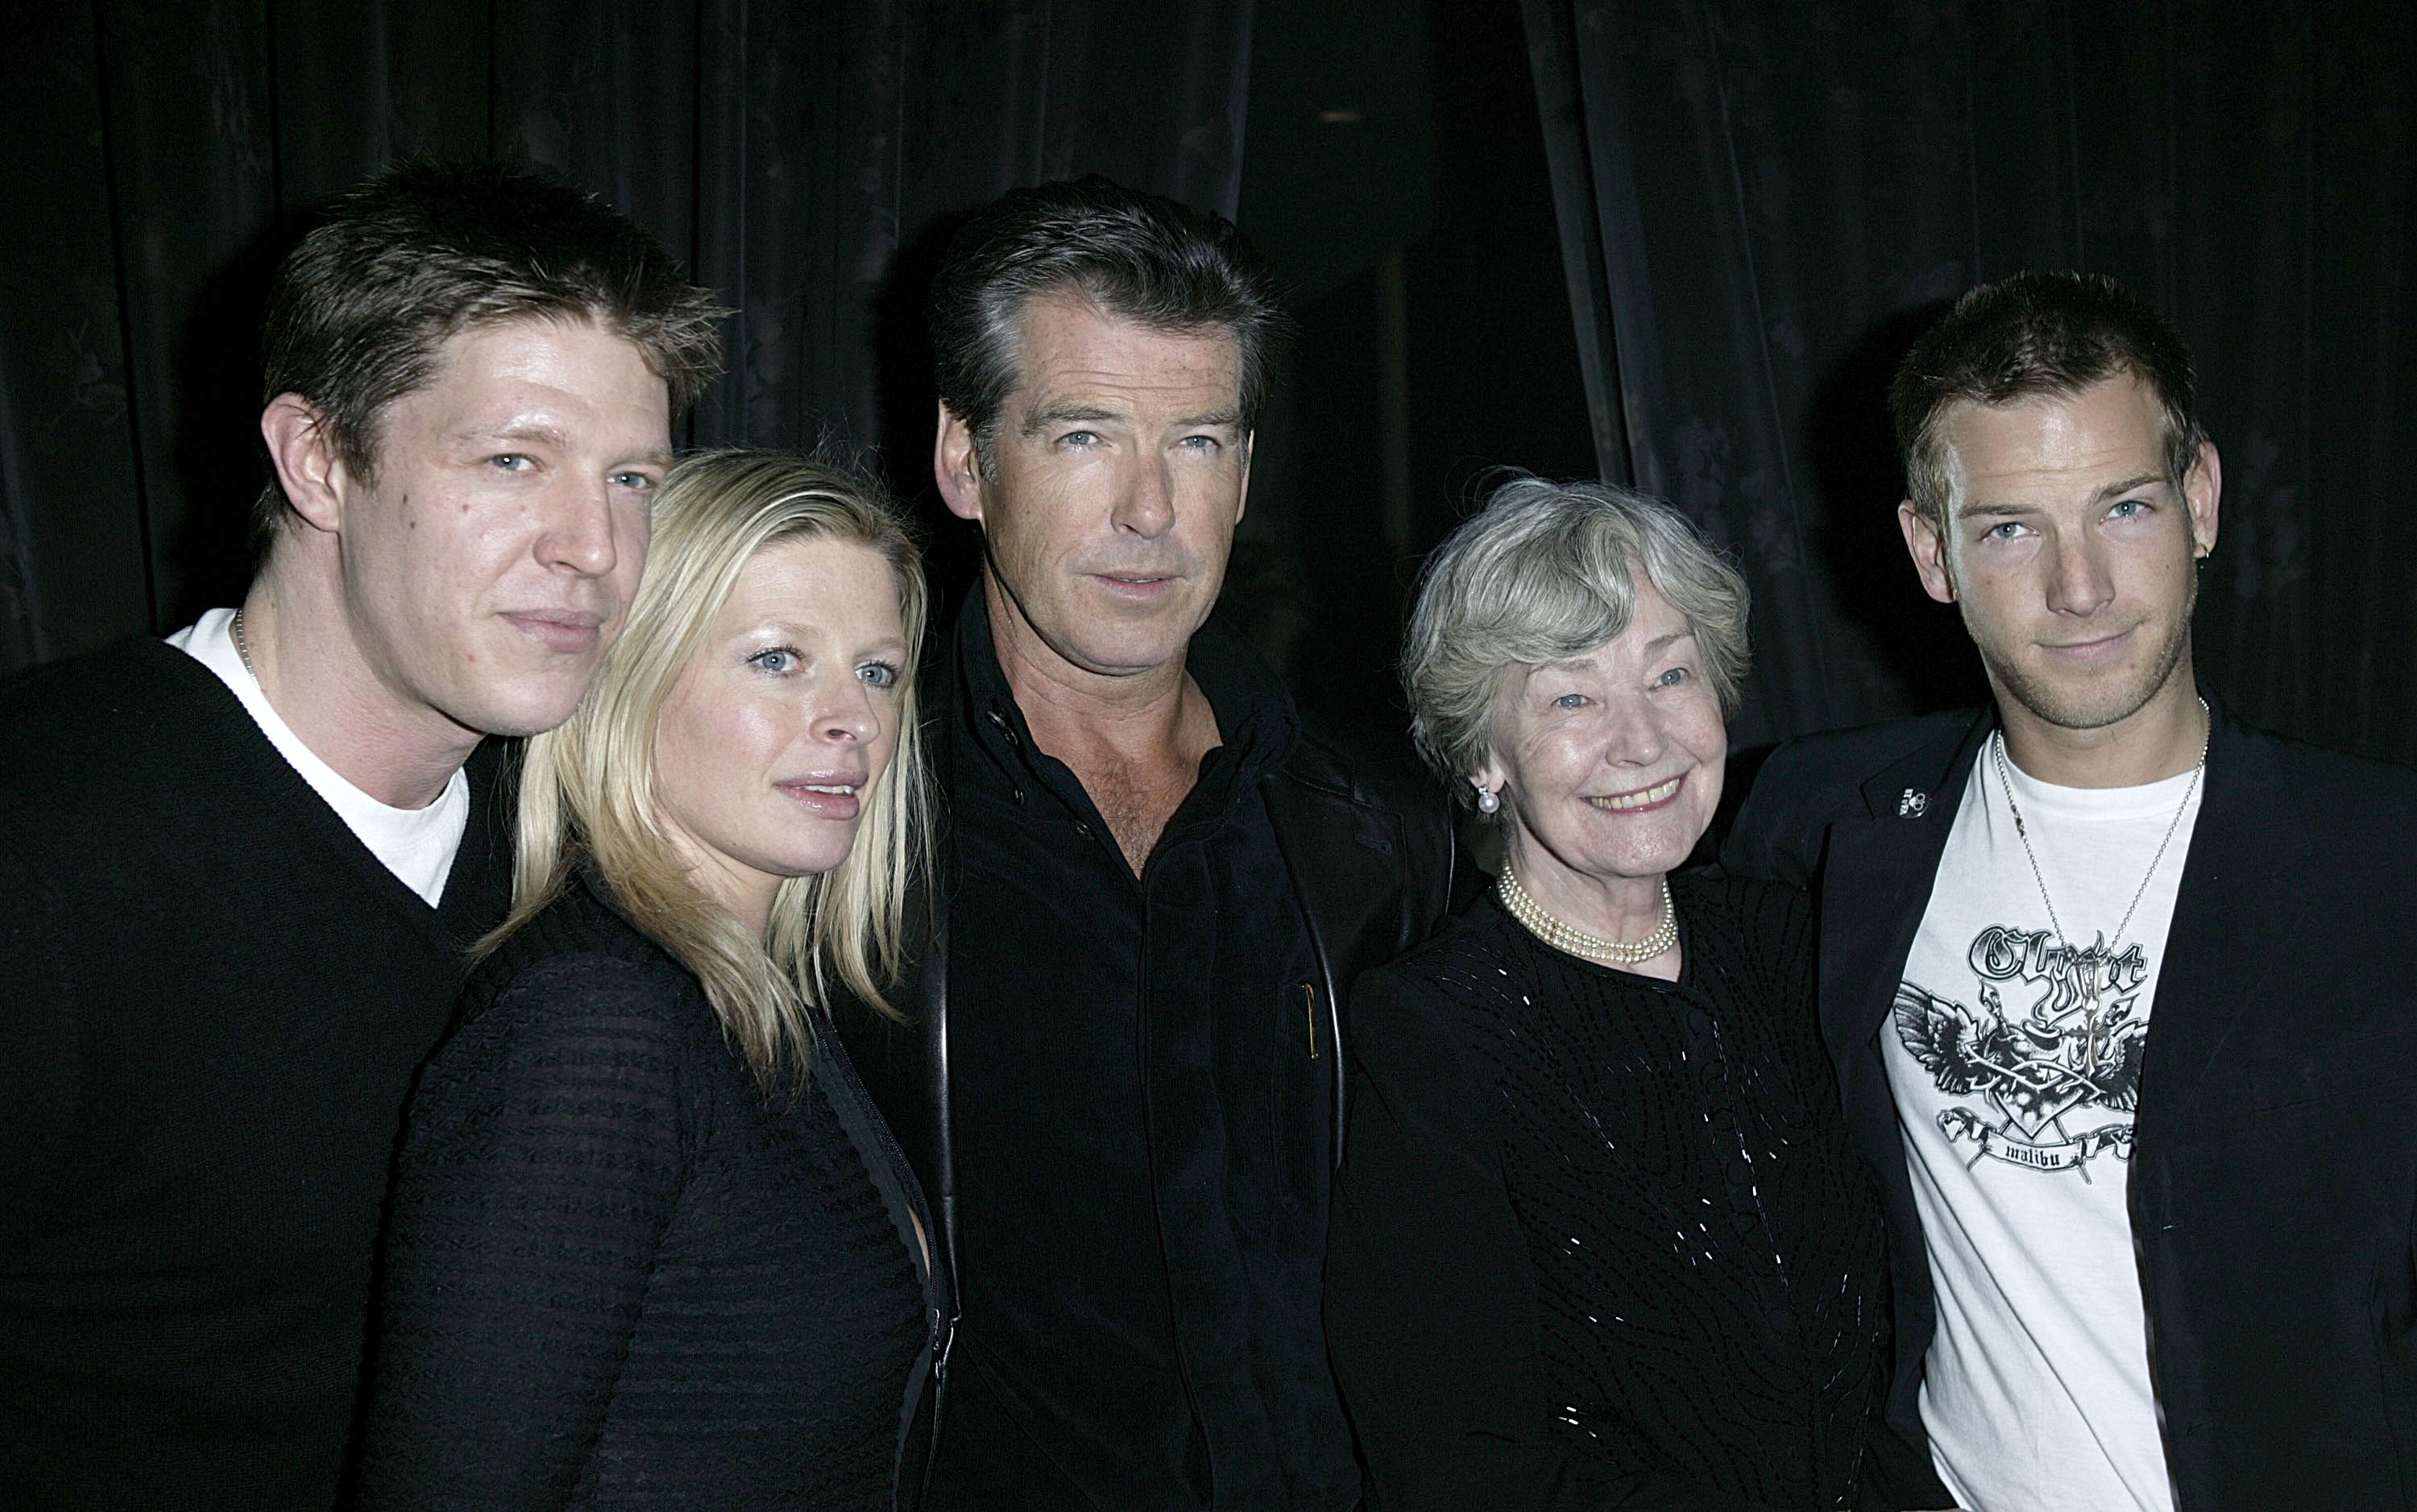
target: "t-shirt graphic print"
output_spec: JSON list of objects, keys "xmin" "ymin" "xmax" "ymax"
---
[
  {"xmin": 1886, "ymin": 744, "xmax": 2203, "ymax": 1512},
  {"xmin": 1896, "ymin": 921, "xmax": 2150, "ymax": 1174}
]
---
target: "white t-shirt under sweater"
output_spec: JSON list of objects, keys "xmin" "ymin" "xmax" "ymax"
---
[
  {"xmin": 168, "ymin": 607, "xmax": 469, "ymax": 906},
  {"xmin": 1888, "ymin": 739, "xmax": 2204, "ymax": 1512}
]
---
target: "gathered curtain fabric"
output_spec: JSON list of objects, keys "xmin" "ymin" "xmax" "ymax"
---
[
  {"xmin": 1522, "ymin": 0, "xmax": 2416, "ymax": 764},
  {"xmin": 0, "ymin": 0, "xmax": 1253, "ymax": 675}
]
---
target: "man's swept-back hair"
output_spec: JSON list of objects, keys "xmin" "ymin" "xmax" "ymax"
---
[
  {"xmin": 493, "ymin": 449, "xmax": 932, "ymax": 1092},
  {"xmin": 927, "ymin": 175, "xmax": 1288, "ymax": 468},
  {"xmin": 1892, "ymin": 271, "xmax": 2208, "ymax": 530},
  {"xmin": 255, "ymin": 158, "xmax": 727, "ymax": 551}
]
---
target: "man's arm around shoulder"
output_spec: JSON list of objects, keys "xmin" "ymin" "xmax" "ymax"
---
[{"xmin": 1723, "ymin": 737, "xmax": 1847, "ymax": 892}]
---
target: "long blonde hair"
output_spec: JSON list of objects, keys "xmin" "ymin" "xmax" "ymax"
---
[{"xmin": 490, "ymin": 449, "xmax": 932, "ymax": 1090}]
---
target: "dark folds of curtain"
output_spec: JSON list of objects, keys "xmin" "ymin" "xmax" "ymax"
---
[
  {"xmin": 0, "ymin": 0, "xmax": 1253, "ymax": 675},
  {"xmin": 1524, "ymin": 0, "xmax": 2416, "ymax": 764}
]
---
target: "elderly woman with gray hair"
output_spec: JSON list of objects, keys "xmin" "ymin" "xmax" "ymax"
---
[{"xmin": 1325, "ymin": 477, "xmax": 1948, "ymax": 1511}]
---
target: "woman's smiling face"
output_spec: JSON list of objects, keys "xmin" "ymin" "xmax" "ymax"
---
[{"xmin": 1479, "ymin": 578, "xmax": 1728, "ymax": 896}]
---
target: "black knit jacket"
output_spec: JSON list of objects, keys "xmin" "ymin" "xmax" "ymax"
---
[
  {"xmin": 353, "ymin": 870, "xmax": 942, "ymax": 1510},
  {"xmin": 0, "ymin": 636, "xmax": 513, "ymax": 1510}
]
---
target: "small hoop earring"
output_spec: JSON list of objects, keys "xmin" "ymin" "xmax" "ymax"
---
[{"xmin": 1474, "ymin": 785, "xmax": 1500, "ymax": 815}]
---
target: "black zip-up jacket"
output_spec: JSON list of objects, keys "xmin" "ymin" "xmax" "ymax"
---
[{"xmin": 840, "ymin": 604, "xmax": 1459, "ymax": 1508}]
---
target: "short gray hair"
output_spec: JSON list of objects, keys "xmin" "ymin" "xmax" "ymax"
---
[{"xmin": 1403, "ymin": 474, "xmax": 1751, "ymax": 804}]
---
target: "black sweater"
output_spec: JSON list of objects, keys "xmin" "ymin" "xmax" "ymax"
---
[
  {"xmin": 0, "ymin": 636, "xmax": 512, "ymax": 1509},
  {"xmin": 353, "ymin": 872, "xmax": 939, "ymax": 1510},
  {"xmin": 1325, "ymin": 872, "xmax": 1902, "ymax": 1511}
]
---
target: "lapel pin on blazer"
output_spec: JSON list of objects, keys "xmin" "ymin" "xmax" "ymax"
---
[{"xmin": 1897, "ymin": 788, "xmax": 1930, "ymax": 818}]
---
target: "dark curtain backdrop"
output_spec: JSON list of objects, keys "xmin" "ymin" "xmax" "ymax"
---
[
  {"xmin": 0, "ymin": 0, "xmax": 1252, "ymax": 675},
  {"xmin": 11, "ymin": 2, "xmax": 2414, "ymax": 767},
  {"xmin": 1524, "ymin": 0, "xmax": 2417, "ymax": 765}
]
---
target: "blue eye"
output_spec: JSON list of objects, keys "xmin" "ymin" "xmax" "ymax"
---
[
  {"xmin": 2108, "ymin": 498, "xmax": 2147, "ymax": 519},
  {"xmin": 1655, "ymin": 667, "xmax": 1689, "ymax": 687},
  {"xmin": 858, "ymin": 661, "xmax": 901, "ymax": 689},
  {"xmin": 1059, "ymin": 430, "xmax": 1099, "ymax": 449},
  {"xmin": 489, "ymin": 454, "xmax": 534, "ymax": 473},
  {"xmin": 1984, "ymin": 521, "xmax": 2024, "ymax": 541},
  {"xmin": 608, "ymin": 470, "xmax": 657, "ymax": 492},
  {"xmin": 1552, "ymin": 692, "xmax": 1587, "ymax": 710},
  {"xmin": 749, "ymin": 647, "xmax": 796, "ymax": 674},
  {"xmin": 1179, "ymin": 434, "xmax": 1221, "ymax": 452}
]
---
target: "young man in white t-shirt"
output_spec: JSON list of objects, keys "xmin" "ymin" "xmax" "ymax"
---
[
  {"xmin": 0, "ymin": 163, "xmax": 723, "ymax": 1509},
  {"xmin": 1727, "ymin": 273, "xmax": 2417, "ymax": 1510}
]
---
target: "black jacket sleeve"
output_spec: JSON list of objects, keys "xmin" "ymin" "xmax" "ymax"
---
[
  {"xmin": 1324, "ymin": 963, "xmax": 1779, "ymax": 1512},
  {"xmin": 1719, "ymin": 741, "xmax": 1827, "ymax": 891},
  {"xmin": 354, "ymin": 955, "xmax": 699, "ymax": 1510}
]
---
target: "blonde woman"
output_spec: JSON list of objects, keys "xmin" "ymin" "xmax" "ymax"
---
[{"xmin": 354, "ymin": 452, "xmax": 942, "ymax": 1510}]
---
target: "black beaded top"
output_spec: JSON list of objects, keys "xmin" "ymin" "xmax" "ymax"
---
[{"xmin": 1327, "ymin": 869, "xmax": 1894, "ymax": 1510}]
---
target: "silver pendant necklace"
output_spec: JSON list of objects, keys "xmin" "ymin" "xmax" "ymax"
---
[
  {"xmin": 231, "ymin": 606, "xmax": 259, "ymax": 680},
  {"xmin": 1992, "ymin": 698, "xmax": 2208, "ymax": 1004},
  {"xmin": 1498, "ymin": 866, "xmax": 1679, "ymax": 966}
]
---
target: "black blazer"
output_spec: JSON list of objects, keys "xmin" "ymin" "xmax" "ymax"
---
[{"xmin": 1723, "ymin": 696, "xmax": 2417, "ymax": 1510}]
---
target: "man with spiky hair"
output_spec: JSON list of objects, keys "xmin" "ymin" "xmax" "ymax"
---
[
  {"xmin": 844, "ymin": 176, "xmax": 1457, "ymax": 1509},
  {"xmin": 0, "ymin": 160, "xmax": 722, "ymax": 1510},
  {"xmin": 1727, "ymin": 271, "xmax": 2417, "ymax": 1510}
]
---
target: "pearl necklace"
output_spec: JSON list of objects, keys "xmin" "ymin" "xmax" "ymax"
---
[{"xmin": 1498, "ymin": 866, "xmax": 1679, "ymax": 965}]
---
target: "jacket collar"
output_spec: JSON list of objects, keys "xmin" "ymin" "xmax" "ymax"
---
[
  {"xmin": 1853, "ymin": 706, "xmax": 1996, "ymax": 825},
  {"xmin": 1820, "ymin": 707, "xmax": 1996, "ymax": 1054}
]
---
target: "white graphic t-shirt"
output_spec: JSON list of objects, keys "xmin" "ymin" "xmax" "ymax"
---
[
  {"xmin": 1888, "ymin": 741, "xmax": 2203, "ymax": 1512},
  {"xmin": 169, "ymin": 607, "xmax": 469, "ymax": 906}
]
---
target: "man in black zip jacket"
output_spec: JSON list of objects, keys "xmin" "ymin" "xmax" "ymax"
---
[
  {"xmin": 842, "ymin": 176, "xmax": 1456, "ymax": 1510},
  {"xmin": 0, "ymin": 162, "xmax": 722, "ymax": 1510}
]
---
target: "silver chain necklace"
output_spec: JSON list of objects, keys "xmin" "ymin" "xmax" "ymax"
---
[
  {"xmin": 1991, "ymin": 698, "xmax": 2208, "ymax": 1000},
  {"xmin": 231, "ymin": 606, "xmax": 259, "ymax": 680},
  {"xmin": 1498, "ymin": 866, "xmax": 1679, "ymax": 966}
]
